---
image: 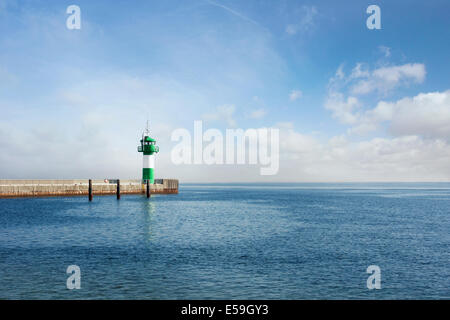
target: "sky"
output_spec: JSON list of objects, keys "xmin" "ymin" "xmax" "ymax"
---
[{"xmin": 0, "ymin": 0, "xmax": 449, "ymax": 182}]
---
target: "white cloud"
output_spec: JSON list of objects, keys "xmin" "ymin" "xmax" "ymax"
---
[
  {"xmin": 276, "ymin": 129, "xmax": 450, "ymax": 182},
  {"xmin": 326, "ymin": 62, "xmax": 435, "ymax": 135},
  {"xmin": 289, "ymin": 89, "xmax": 303, "ymax": 101},
  {"xmin": 335, "ymin": 135, "xmax": 450, "ymax": 181},
  {"xmin": 349, "ymin": 63, "xmax": 369, "ymax": 79},
  {"xmin": 318, "ymin": 61, "xmax": 450, "ymax": 181},
  {"xmin": 277, "ymin": 123, "xmax": 321, "ymax": 157},
  {"xmin": 261, "ymin": 120, "xmax": 450, "ymax": 182},
  {"xmin": 324, "ymin": 91, "xmax": 360, "ymax": 124},
  {"xmin": 351, "ymin": 63, "xmax": 426, "ymax": 95},
  {"xmin": 389, "ymin": 91, "xmax": 450, "ymax": 139},
  {"xmin": 352, "ymin": 90, "xmax": 450, "ymax": 140}
]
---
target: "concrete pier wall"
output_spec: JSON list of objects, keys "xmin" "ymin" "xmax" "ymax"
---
[{"xmin": 0, "ymin": 179, "xmax": 178, "ymax": 198}]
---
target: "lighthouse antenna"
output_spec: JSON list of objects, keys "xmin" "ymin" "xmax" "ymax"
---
[{"xmin": 145, "ymin": 117, "xmax": 150, "ymax": 135}]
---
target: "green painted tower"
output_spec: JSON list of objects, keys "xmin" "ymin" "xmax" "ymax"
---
[{"xmin": 138, "ymin": 122, "xmax": 159, "ymax": 184}]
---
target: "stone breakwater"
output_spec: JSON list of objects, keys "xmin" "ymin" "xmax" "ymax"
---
[{"xmin": 0, "ymin": 179, "xmax": 178, "ymax": 198}]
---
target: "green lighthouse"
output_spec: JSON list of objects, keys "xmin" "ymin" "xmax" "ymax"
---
[{"xmin": 138, "ymin": 122, "xmax": 159, "ymax": 184}]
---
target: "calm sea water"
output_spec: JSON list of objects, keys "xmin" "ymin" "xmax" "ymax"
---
[{"xmin": 0, "ymin": 183, "xmax": 449, "ymax": 299}]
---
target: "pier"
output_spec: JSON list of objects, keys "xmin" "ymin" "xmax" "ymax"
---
[{"xmin": 0, "ymin": 179, "xmax": 178, "ymax": 199}]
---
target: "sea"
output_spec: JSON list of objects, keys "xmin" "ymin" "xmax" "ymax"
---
[{"xmin": 0, "ymin": 183, "xmax": 449, "ymax": 299}]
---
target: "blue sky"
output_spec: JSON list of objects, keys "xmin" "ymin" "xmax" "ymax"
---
[{"xmin": 0, "ymin": 0, "xmax": 449, "ymax": 181}]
